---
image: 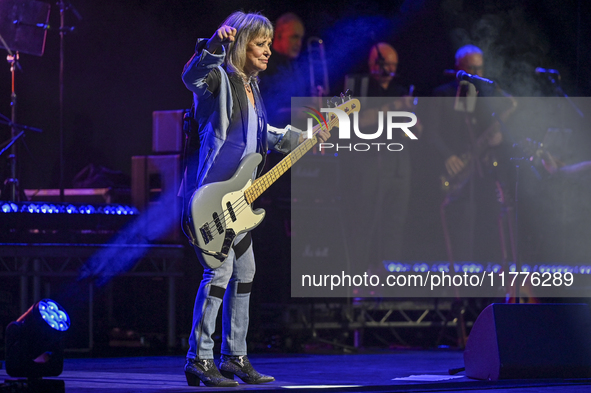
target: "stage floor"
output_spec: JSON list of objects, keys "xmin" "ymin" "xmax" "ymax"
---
[{"xmin": 2, "ymin": 350, "xmax": 591, "ymax": 392}]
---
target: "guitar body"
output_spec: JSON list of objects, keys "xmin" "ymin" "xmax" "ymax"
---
[
  {"xmin": 440, "ymin": 153, "xmax": 473, "ymax": 198},
  {"xmin": 189, "ymin": 153, "xmax": 266, "ymax": 269}
]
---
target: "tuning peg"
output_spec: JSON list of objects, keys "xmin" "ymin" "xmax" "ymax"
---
[
  {"xmin": 340, "ymin": 92, "xmax": 346, "ymax": 103},
  {"xmin": 331, "ymin": 96, "xmax": 340, "ymax": 107},
  {"xmin": 344, "ymin": 89, "xmax": 353, "ymax": 100},
  {"xmin": 326, "ymin": 98, "xmax": 333, "ymax": 108}
]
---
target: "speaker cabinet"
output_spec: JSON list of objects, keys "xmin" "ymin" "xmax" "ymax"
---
[
  {"xmin": 464, "ymin": 303, "xmax": 591, "ymax": 380},
  {"xmin": 131, "ymin": 155, "xmax": 182, "ymax": 242},
  {"xmin": 290, "ymin": 205, "xmax": 352, "ymax": 297},
  {"xmin": 152, "ymin": 110, "xmax": 184, "ymax": 153}
]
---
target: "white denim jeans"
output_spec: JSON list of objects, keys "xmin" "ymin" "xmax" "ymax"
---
[{"xmin": 187, "ymin": 233, "xmax": 255, "ymax": 360}]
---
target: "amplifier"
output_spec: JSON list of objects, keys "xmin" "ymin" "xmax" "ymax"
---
[
  {"xmin": 152, "ymin": 110, "xmax": 185, "ymax": 153},
  {"xmin": 131, "ymin": 155, "xmax": 182, "ymax": 242}
]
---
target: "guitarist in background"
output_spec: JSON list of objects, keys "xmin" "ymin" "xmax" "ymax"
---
[
  {"xmin": 430, "ymin": 44, "xmax": 515, "ymax": 266},
  {"xmin": 180, "ymin": 11, "xmax": 330, "ymax": 387}
]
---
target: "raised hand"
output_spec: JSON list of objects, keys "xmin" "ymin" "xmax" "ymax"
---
[{"xmin": 207, "ymin": 25, "xmax": 237, "ymax": 53}]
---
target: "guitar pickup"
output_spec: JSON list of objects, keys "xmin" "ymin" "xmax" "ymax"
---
[
  {"xmin": 200, "ymin": 224, "xmax": 213, "ymax": 244},
  {"xmin": 226, "ymin": 202, "xmax": 237, "ymax": 222},
  {"xmin": 212, "ymin": 212, "xmax": 224, "ymax": 234}
]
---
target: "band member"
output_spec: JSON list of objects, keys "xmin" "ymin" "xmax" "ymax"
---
[
  {"xmin": 430, "ymin": 44, "xmax": 516, "ymax": 264},
  {"xmin": 259, "ymin": 12, "xmax": 308, "ymax": 125},
  {"xmin": 343, "ymin": 43, "xmax": 420, "ymax": 283},
  {"xmin": 181, "ymin": 11, "xmax": 329, "ymax": 387},
  {"xmin": 367, "ymin": 43, "xmax": 406, "ymax": 97}
]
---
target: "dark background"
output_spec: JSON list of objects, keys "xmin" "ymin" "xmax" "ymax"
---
[{"xmin": 0, "ymin": 0, "xmax": 590, "ymax": 191}]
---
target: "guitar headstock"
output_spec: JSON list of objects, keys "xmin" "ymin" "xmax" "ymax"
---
[{"xmin": 323, "ymin": 92, "xmax": 361, "ymax": 128}]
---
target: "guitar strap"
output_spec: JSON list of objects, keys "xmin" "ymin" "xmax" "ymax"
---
[
  {"xmin": 251, "ymin": 81, "xmax": 268, "ymax": 177},
  {"xmin": 233, "ymin": 232, "xmax": 252, "ymax": 260}
]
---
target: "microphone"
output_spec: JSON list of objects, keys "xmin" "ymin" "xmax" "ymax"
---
[
  {"xmin": 13, "ymin": 20, "xmax": 50, "ymax": 30},
  {"xmin": 371, "ymin": 43, "xmax": 395, "ymax": 77},
  {"xmin": 535, "ymin": 67, "xmax": 560, "ymax": 75},
  {"xmin": 456, "ymin": 70, "xmax": 495, "ymax": 90},
  {"xmin": 371, "ymin": 69, "xmax": 395, "ymax": 77},
  {"xmin": 535, "ymin": 67, "xmax": 561, "ymax": 81}
]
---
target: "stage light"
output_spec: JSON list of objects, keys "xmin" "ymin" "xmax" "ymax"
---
[{"xmin": 4, "ymin": 299, "xmax": 70, "ymax": 384}]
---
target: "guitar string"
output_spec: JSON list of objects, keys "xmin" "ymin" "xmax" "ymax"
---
[{"xmin": 197, "ymin": 111, "xmax": 346, "ymax": 242}]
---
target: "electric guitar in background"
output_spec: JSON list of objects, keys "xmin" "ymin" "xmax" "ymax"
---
[
  {"xmin": 439, "ymin": 124, "xmax": 502, "ymax": 198},
  {"xmin": 188, "ymin": 97, "xmax": 361, "ymax": 269},
  {"xmin": 440, "ymin": 94, "xmax": 518, "ymax": 198}
]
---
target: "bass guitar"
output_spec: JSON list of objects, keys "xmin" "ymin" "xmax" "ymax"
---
[
  {"xmin": 188, "ymin": 97, "xmax": 360, "ymax": 269},
  {"xmin": 440, "ymin": 94, "xmax": 518, "ymax": 198}
]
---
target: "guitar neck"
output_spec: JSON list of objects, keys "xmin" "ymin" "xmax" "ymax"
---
[
  {"xmin": 244, "ymin": 129, "xmax": 320, "ymax": 204},
  {"xmin": 243, "ymin": 98, "xmax": 359, "ymax": 204}
]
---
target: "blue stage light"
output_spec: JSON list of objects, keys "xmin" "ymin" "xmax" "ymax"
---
[
  {"xmin": 386, "ymin": 262, "xmax": 409, "ymax": 272},
  {"xmin": 460, "ymin": 263, "xmax": 483, "ymax": 273},
  {"xmin": 5, "ymin": 299, "xmax": 70, "ymax": 381},
  {"xmin": 79, "ymin": 205, "xmax": 95, "ymax": 214},
  {"xmin": 2, "ymin": 203, "xmax": 11, "ymax": 213},
  {"xmin": 413, "ymin": 263, "xmax": 429, "ymax": 272},
  {"xmin": 39, "ymin": 300, "xmax": 70, "ymax": 332}
]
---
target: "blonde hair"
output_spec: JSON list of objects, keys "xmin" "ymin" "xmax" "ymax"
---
[{"xmin": 221, "ymin": 11, "xmax": 273, "ymax": 82}]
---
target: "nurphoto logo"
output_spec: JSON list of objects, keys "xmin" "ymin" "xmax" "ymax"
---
[{"xmin": 303, "ymin": 106, "xmax": 418, "ymax": 152}]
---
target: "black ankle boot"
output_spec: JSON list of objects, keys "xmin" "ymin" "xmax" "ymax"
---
[
  {"xmin": 184, "ymin": 358, "xmax": 239, "ymax": 387},
  {"xmin": 219, "ymin": 355, "xmax": 275, "ymax": 384}
]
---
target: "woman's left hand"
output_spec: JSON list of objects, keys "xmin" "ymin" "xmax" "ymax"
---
[
  {"xmin": 316, "ymin": 128, "xmax": 331, "ymax": 143},
  {"xmin": 299, "ymin": 128, "xmax": 332, "ymax": 144}
]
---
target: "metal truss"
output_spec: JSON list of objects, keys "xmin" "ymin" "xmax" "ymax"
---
[
  {"xmin": 0, "ymin": 243, "xmax": 185, "ymax": 351},
  {"xmin": 257, "ymin": 298, "xmax": 484, "ymax": 350}
]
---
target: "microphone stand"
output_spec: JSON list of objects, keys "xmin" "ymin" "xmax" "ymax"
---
[
  {"xmin": 476, "ymin": 83, "xmax": 528, "ymax": 303},
  {"xmin": 541, "ymin": 73, "xmax": 584, "ymax": 119},
  {"xmin": 0, "ymin": 34, "xmax": 24, "ymax": 201},
  {"xmin": 57, "ymin": 0, "xmax": 82, "ymax": 202},
  {"xmin": 0, "ymin": 1, "xmax": 50, "ymax": 201},
  {"xmin": 0, "ymin": 114, "xmax": 43, "ymax": 160},
  {"xmin": 492, "ymin": 111, "xmax": 541, "ymax": 304},
  {"xmin": 6, "ymin": 51, "xmax": 19, "ymax": 201}
]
